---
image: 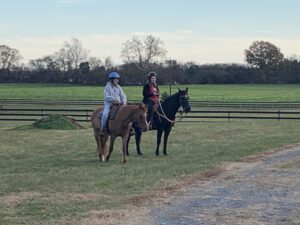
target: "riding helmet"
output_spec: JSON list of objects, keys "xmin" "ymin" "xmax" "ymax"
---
[
  {"xmin": 147, "ymin": 71, "xmax": 157, "ymax": 79},
  {"xmin": 108, "ymin": 72, "xmax": 120, "ymax": 79}
]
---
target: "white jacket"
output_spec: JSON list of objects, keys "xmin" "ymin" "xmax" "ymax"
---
[{"xmin": 103, "ymin": 82, "xmax": 127, "ymax": 105}]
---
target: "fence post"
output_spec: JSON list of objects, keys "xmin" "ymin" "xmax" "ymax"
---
[
  {"xmin": 86, "ymin": 109, "xmax": 89, "ymax": 122},
  {"xmin": 228, "ymin": 112, "xmax": 231, "ymax": 122},
  {"xmin": 278, "ymin": 110, "xmax": 281, "ymax": 121}
]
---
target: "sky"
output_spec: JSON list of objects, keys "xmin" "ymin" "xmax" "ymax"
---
[{"xmin": 0, "ymin": 0, "xmax": 300, "ymax": 65}]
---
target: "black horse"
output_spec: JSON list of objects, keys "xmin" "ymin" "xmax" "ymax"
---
[{"xmin": 128, "ymin": 88, "xmax": 191, "ymax": 156}]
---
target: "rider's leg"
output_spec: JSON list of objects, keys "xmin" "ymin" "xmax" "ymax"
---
[
  {"xmin": 101, "ymin": 103, "xmax": 110, "ymax": 135},
  {"xmin": 147, "ymin": 100, "xmax": 154, "ymax": 129}
]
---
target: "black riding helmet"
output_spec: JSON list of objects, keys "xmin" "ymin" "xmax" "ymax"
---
[{"xmin": 147, "ymin": 71, "xmax": 157, "ymax": 80}]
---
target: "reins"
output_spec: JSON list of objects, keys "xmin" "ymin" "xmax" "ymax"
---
[
  {"xmin": 155, "ymin": 94, "xmax": 187, "ymax": 123},
  {"xmin": 155, "ymin": 100, "xmax": 175, "ymax": 123}
]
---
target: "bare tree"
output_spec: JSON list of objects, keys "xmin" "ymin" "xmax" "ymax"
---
[
  {"xmin": 88, "ymin": 56, "xmax": 103, "ymax": 70},
  {"xmin": 54, "ymin": 48, "xmax": 69, "ymax": 72},
  {"xmin": 0, "ymin": 45, "xmax": 23, "ymax": 70},
  {"xmin": 29, "ymin": 55, "xmax": 59, "ymax": 72},
  {"xmin": 61, "ymin": 38, "xmax": 89, "ymax": 70},
  {"xmin": 104, "ymin": 56, "xmax": 114, "ymax": 70},
  {"xmin": 121, "ymin": 35, "xmax": 167, "ymax": 73}
]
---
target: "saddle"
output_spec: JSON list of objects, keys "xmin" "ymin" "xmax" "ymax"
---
[
  {"xmin": 153, "ymin": 100, "xmax": 160, "ymax": 112},
  {"xmin": 109, "ymin": 103, "xmax": 121, "ymax": 120},
  {"xmin": 148, "ymin": 100, "xmax": 160, "ymax": 130},
  {"xmin": 98, "ymin": 103, "xmax": 121, "ymax": 132}
]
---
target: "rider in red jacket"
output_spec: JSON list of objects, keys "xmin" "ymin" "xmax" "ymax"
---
[{"xmin": 142, "ymin": 72, "xmax": 160, "ymax": 128}]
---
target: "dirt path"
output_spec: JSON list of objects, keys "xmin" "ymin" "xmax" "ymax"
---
[
  {"xmin": 149, "ymin": 147, "xmax": 300, "ymax": 225},
  {"xmin": 81, "ymin": 146, "xmax": 300, "ymax": 225}
]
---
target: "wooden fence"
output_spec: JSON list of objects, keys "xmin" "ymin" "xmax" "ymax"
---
[
  {"xmin": 2, "ymin": 99, "xmax": 300, "ymax": 122},
  {"xmin": 2, "ymin": 99, "xmax": 300, "ymax": 109},
  {"xmin": 2, "ymin": 108, "xmax": 300, "ymax": 122}
]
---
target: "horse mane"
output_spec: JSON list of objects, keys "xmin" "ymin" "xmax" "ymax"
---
[
  {"xmin": 162, "ymin": 92, "xmax": 179, "ymax": 103},
  {"xmin": 155, "ymin": 91, "xmax": 181, "ymax": 121}
]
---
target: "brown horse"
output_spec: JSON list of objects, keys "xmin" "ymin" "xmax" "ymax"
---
[{"xmin": 91, "ymin": 103, "xmax": 148, "ymax": 163}]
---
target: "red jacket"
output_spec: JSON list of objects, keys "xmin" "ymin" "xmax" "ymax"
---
[{"xmin": 142, "ymin": 83, "xmax": 160, "ymax": 104}]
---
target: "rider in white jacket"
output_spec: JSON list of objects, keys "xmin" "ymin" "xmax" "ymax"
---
[{"xmin": 100, "ymin": 72, "xmax": 127, "ymax": 135}]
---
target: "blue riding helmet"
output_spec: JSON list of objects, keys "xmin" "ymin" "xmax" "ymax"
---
[{"xmin": 108, "ymin": 72, "xmax": 120, "ymax": 79}]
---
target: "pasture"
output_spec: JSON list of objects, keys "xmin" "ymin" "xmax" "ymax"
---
[
  {"xmin": 1, "ymin": 83, "xmax": 300, "ymax": 224},
  {"xmin": 2, "ymin": 83, "xmax": 300, "ymax": 101}
]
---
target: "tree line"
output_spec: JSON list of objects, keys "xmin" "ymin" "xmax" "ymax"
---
[{"xmin": 1, "ymin": 36, "xmax": 300, "ymax": 85}]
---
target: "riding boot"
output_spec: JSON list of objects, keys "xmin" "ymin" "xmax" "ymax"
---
[
  {"xmin": 149, "ymin": 113, "xmax": 155, "ymax": 130},
  {"xmin": 100, "ymin": 127, "xmax": 106, "ymax": 136}
]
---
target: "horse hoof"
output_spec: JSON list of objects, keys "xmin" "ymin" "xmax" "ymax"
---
[{"xmin": 137, "ymin": 153, "xmax": 143, "ymax": 156}]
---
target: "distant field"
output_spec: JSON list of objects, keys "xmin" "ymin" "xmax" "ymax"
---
[{"xmin": 1, "ymin": 83, "xmax": 300, "ymax": 102}]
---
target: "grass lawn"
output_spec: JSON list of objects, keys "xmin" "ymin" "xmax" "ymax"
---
[
  {"xmin": 1, "ymin": 120, "xmax": 300, "ymax": 224},
  {"xmin": 1, "ymin": 83, "xmax": 300, "ymax": 102},
  {"xmin": 1, "ymin": 83, "xmax": 300, "ymax": 224}
]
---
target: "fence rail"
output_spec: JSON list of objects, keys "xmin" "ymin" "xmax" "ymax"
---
[
  {"xmin": 2, "ymin": 108, "xmax": 300, "ymax": 122},
  {"xmin": 2, "ymin": 99, "xmax": 300, "ymax": 109}
]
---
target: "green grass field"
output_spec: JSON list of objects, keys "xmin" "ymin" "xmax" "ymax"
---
[
  {"xmin": 1, "ymin": 83, "xmax": 300, "ymax": 102},
  {"xmin": 1, "ymin": 120, "xmax": 300, "ymax": 224},
  {"xmin": 2, "ymin": 83, "xmax": 300, "ymax": 224}
]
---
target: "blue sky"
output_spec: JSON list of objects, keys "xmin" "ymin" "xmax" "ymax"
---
[{"xmin": 1, "ymin": 0, "xmax": 299, "ymax": 64}]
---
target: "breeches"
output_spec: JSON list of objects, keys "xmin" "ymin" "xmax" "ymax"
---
[
  {"xmin": 101, "ymin": 103, "xmax": 111, "ymax": 129},
  {"xmin": 146, "ymin": 100, "xmax": 155, "ymax": 122}
]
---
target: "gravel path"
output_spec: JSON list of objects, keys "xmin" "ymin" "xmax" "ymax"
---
[{"xmin": 150, "ymin": 147, "xmax": 300, "ymax": 225}]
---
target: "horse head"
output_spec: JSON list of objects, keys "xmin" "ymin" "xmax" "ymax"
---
[
  {"xmin": 134, "ymin": 103, "xmax": 149, "ymax": 131},
  {"xmin": 178, "ymin": 87, "xmax": 191, "ymax": 113}
]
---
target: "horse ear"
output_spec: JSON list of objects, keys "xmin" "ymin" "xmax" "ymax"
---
[
  {"xmin": 178, "ymin": 88, "xmax": 181, "ymax": 92},
  {"xmin": 185, "ymin": 87, "xmax": 188, "ymax": 92}
]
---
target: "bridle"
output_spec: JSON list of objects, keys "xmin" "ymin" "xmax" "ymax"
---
[
  {"xmin": 155, "ymin": 92, "xmax": 189, "ymax": 123},
  {"xmin": 177, "ymin": 93, "xmax": 189, "ymax": 120}
]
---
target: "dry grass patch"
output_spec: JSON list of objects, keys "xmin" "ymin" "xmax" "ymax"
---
[
  {"xmin": 76, "ymin": 207, "xmax": 153, "ymax": 225},
  {"xmin": 0, "ymin": 191, "xmax": 41, "ymax": 207}
]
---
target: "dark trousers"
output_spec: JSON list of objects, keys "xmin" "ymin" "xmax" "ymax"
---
[{"xmin": 146, "ymin": 100, "xmax": 155, "ymax": 123}]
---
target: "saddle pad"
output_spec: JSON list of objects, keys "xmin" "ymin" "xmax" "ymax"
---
[{"xmin": 109, "ymin": 105, "xmax": 120, "ymax": 120}]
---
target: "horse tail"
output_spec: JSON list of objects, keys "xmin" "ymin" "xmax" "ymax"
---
[{"xmin": 91, "ymin": 108, "xmax": 101, "ymax": 129}]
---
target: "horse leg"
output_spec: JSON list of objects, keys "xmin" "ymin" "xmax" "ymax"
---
[
  {"xmin": 135, "ymin": 127, "xmax": 143, "ymax": 155},
  {"xmin": 126, "ymin": 135, "xmax": 131, "ymax": 156},
  {"xmin": 100, "ymin": 134, "xmax": 108, "ymax": 162},
  {"xmin": 94, "ymin": 129, "xmax": 103, "ymax": 161},
  {"xmin": 163, "ymin": 128, "xmax": 172, "ymax": 156},
  {"xmin": 155, "ymin": 129, "xmax": 163, "ymax": 156},
  {"xmin": 122, "ymin": 134, "xmax": 129, "ymax": 164},
  {"xmin": 106, "ymin": 135, "xmax": 115, "ymax": 161}
]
